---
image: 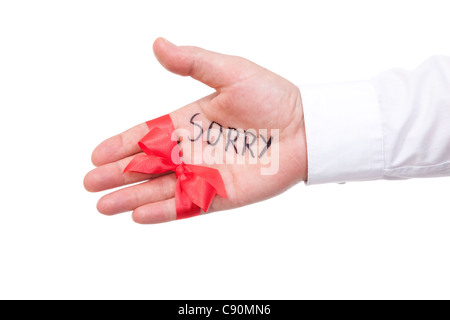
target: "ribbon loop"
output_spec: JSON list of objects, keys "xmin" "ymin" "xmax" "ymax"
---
[{"xmin": 123, "ymin": 114, "xmax": 227, "ymax": 219}]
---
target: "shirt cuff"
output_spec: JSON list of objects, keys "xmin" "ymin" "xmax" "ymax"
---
[{"xmin": 299, "ymin": 81, "xmax": 384, "ymax": 185}]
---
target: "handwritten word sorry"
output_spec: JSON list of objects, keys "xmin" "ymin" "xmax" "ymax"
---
[{"xmin": 188, "ymin": 113, "xmax": 273, "ymax": 159}]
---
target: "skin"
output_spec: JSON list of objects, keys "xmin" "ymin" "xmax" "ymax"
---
[{"xmin": 83, "ymin": 38, "xmax": 307, "ymax": 224}]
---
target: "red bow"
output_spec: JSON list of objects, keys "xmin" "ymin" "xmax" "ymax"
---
[{"xmin": 123, "ymin": 114, "xmax": 227, "ymax": 219}]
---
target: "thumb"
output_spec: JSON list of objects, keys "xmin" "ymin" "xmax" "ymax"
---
[{"xmin": 153, "ymin": 37, "xmax": 255, "ymax": 89}]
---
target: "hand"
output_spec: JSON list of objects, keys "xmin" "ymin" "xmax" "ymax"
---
[{"xmin": 84, "ymin": 38, "xmax": 307, "ymax": 224}]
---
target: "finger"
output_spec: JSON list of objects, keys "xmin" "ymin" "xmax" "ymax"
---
[
  {"xmin": 132, "ymin": 198, "xmax": 177, "ymax": 224},
  {"xmin": 90, "ymin": 95, "xmax": 211, "ymax": 168},
  {"xmin": 153, "ymin": 37, "xmax": 257, "ymax": 89},
  {"xmin": 84, "ymin": 154, "xmax": 160, "ymax": 192},
  {"xmin": 97, "ymin": 174, "xmax": 177, "ymax": 215},
  {"xmin": 91, "ymin": 122, "xmax": 149, "ymax": 167}
]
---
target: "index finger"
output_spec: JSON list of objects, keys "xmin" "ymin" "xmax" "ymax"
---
[{"xmin": 91, "ymin": 122, "xmax": 149, "ymax": 167}]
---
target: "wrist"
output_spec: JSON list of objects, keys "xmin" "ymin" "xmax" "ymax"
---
[
  {"xmin": 282, "ymin": 85, "xmax": 308, "ymax": 184},
  {"xmin": 296, "ymin": 88, "xmax": 308, "ymax": 182}
]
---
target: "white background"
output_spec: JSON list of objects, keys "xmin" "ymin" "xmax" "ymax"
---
[{"xmin": 1, "ymin": 0, "xmax": 449, "ymax": 299}]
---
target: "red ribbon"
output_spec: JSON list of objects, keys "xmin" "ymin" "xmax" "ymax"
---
[{"xmin": 123, "ymin": 114, "xmax": 227, "ymax": 219}]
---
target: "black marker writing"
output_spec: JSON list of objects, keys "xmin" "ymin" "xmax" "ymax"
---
[
  {"xmin": 206, "ymin": 121, "xmax": 223, "ymax": 146},
  {"xmin": 242, "ymin": 131, "xmax": 257, "ymax": 158},
  {"xmin": 225, "ymin": 127, "xmax": 239, "ymax": 154},
  {"xmin": 258, "ymin": 135, "xmax": 273, "ymax": 158},
  {"xmin": 188, "ymin": 113, "xmax": 273, "ymax": 159},
  {"xmin": 189, "ymin": 113, "xmax": 203, "ymax": 142}
]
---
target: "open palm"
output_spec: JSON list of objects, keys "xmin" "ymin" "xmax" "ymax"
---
[{"xmin": 84, "ymin": 38, "xmax": 307, "ymax": 224}]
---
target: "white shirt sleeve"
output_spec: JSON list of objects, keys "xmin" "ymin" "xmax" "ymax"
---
[{"xmin": 300, "ymin": 55, "xmax": 450, "ymax": 185}]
